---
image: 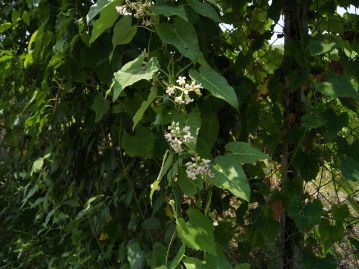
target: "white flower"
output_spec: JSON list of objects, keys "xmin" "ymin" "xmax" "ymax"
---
[
  {"xmin": 191, "ymin": 81, "xmax": 202, "ymax": 95},
  {"xmin": 115, "ymin": 5, "xmax": 127, "ymax": 15},
  {"xmin": 185, "ymin": 157, "xmax": 213, "ymax": 180},
  {"xmin": 174, "ymin": 95, "xmax": 185, "ymax": 104},
  {"xmin": 184, "ymin": 94, "xmax": 193, "ymax": 104},
  {"xmin": 166, "ymin": 86, "xmax": 175, "ymax": 95},
  {"xmin": 176, "ymin": 76, "xmax": 186, "ymax": 86},
  {"xmin": 164, "ymin": 122, "xmax": 196, "ymax": 152},
  {"xmin": 166, "ymin": 76, "xmax": 203, "ymax": 105}
]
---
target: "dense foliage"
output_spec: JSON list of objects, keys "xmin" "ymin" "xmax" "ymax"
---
[{"xmin": 1, "ymin": 0, "xmax": 358, "ymax": 268}]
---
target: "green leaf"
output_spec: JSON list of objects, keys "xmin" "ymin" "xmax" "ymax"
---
[
  {"xmin": 157, "ymin": 18, "xmax": 200, "ymax": 62},
  {"xmin": 169, "ymin": 244, "xmax": 186, "ymax": 269},
  {"xmin": 315, "ymin": 75, "xmax": 359, "ymax": 99},
  {"xmin": 288, "ymin": 198, "xmax": 322, "ymax": 231},
  {"xmin": 234, "ymin": 263, "xmax": 251, "ymax": 269},
  {"xmin": 112, "ymin": 16, "xmax": 137, "ymax": 48},
  {"xmin": 183, "ymin": 257, "xmax": 207, "ymax": 269},
  {"xmin": 197, "ymin": 112, "xmax": 219, "ymax": 158},
  {"xmin": 302, "ymin": 111, "xmax": 325, "ymax": 128},
  {"xmin": 225, "ymin": 141, "xmax": 268, "ymax": 163},
  {"xmin": 189, "ymin": 67, "xmax": 238, "ymax": 109},
  {"xmin": 113, "ymin": 54, "xmax": 159, "ymax": 101},
  {"xmin": 339, "ymin": 155, "xmax": 359, "ymax": 181},
  {"xmin": 89, "ymin": 0, "xmax": 121, "ymax": 45},
  {"xmin": 87, "ymin": 0, "xmax": 114, "ymax": 24},
  {"xmin": 0, "ymin": 22, "xmax": 12, "ymax": 33},
  {"xmin": 318, "ymin": 219, "xmax": 345, "ymax": 249},
  {"xmin": 22, "ymin": 11, "xmax": 31, "ymax": 26},
  {"xmin": 150, "ymin": 151, "xmax": 173, "ymax": 203},
  {"xmin": 11, "ymin": 10, "xmax": 21, "ymax": 25},
  {"xmin": 127, "ymin": 241, "xmax": 145, "ymax": 269},
  {"xmin": 307, "ymin": 39, "xmax": 336, "ymax": 56},
  {"xmin": 187, "ymin": 111, "xmax": 201, "ymax": 150},
  {"xmin": 31, "ymin": 153, "xmax": 51, "ymax": 174},
  {"xmin": 176, "ymin": 208, "xmax": 216, "ymax": 255},
  {"xmin": 178, "ymin": 169, "xmax": 200, "ymax": 196},
  {"xmin": 302, "ymin": 252, "xmax": 336, "ymax": 269},
  {"xmin": 76, "ymin": 195, "xmax": 104, "ymax": 220},
  {"xmin": 187, "ymin": 0, "xmax": 220, "ymax": 22},
  {"xmin": 133, "ymin": 88, "xmax": 157, "ymax": 130},
  {"xmin": 211, "ymin": 154, "xmax": 250, "ymax": 201},
  {"xmin": 121, "ymin": 126, "xmax": 155, "ymax": 158},
  {"xmin": 205, "ymin": 247, "xmax": 232, "ymax": 269},
  {"xmin": 90, "ymin": 95, "xmax": 110, "ymax": 122},
  {"xmin": 151, "ymin": 4, "xmax": 188, "ymax": 22},
  {"xmin": 146, "ymin": 243, "xmax": 167, "ymax": 268}
]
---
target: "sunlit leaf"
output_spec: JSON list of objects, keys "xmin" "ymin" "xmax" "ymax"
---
[
  {"xmin": 113, "ymin": 54, "xmax": 159, "ymax": 101},
  {"xmin": 0, "ymin": 22, "xmax": 12, "ymax": 33},
  {"xmin": 176, "ymin": 208, "xmax": 216, "ymax": 254},
  {"xmin": 89, "ymin": 0, "xmax": 121, "ymax": 44},
  {"xmin": 187, "ymin": 0, "xmax": 220, "ymax": 22},
  {"xmin": 211, "ymin": 154, "xmax": 250, "ymax": 201}
]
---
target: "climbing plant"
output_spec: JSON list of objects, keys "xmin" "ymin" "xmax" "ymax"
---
[{"xmin": 0, "ymin": 0, "xmax": 358, "ymax": 268}]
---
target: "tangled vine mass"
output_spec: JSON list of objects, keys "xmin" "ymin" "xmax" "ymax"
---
[{"xmin": 0, "ymin": 0, "xmax": 358, "ymax": 268}]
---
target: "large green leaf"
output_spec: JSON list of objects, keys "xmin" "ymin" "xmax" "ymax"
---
[
  {"xmin": 113, "ymin": 54, "xmax": 159, "ymax": 101},
  {"xmin": 189, "ymin": 67, "xmax": 238, "ymax": 109},
  {"xmin": 112, "ymin": 16, "xmax": 137, "ymax": 47},
  {"xmin": 0, "ymin": 22, "xmax": 12, "ymax": 33},
  {"xmin": 288, "ymin": 198, "xmax": 322, "ymax": 231},
  {"xmin": 133, "ymin": 88, "xmax": 157, "ymax": 130},
  {"xmin": 315, "ymin": 75, "xmax": 359, "ymax": 99},
  {"xmin": 339, "ymin": 155, "xmax": 359, "ymax": 181},
  {"xmin": 90, "ymin": 95, "xmax": 110, "ymax": 122},
  {"xmin": 225, "ymin": 141, "xmax": 269, "ymax": 163},
  {"xmin": 187, "ymin": 0, "xmax": 220, "ymax": 22},
  {"xmin": 151, "ymin": 4, "xmax": 188, "ymax": 21},
  {"xmin": 176, "ymin": 208, "xmax": 216, "ymax": 255},
  {"xmin": 211, "ymin": 154, "xmax": 250, "ymax": 201},
  {"xmin": 121, "ymin": 126, "xmax": 155, "ymax": 158},
  {"xmin": 86, "ymin": 0, "xmax": 114, "ymax": 24},
  {"xmin": 307, "ymin": 39, "xmax": 336, "ymax": 56},
  {"xmin": 89, "ymin": 0, "xmax": 121, "ymax": 45},
  {"xmin": 197, "ymin": 112, "xmax": 219, "ymax": 158},
  {"xmin": 157, "ymin": 18, "xmax": 200, "ymax": 62}
]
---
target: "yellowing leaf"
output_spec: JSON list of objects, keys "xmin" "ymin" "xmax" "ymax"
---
[{"xmin": 99, "ymin": 232, "xmax": 109, "ymax": 241}]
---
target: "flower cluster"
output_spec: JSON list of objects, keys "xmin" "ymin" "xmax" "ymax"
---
[
  {"xmin": 185, "ymin": 156, "xmax": 213, "ymax": 180},
  {"xmin": 164, "ymin": 122, "xmax": 196, "ymax": 153},
  {"xmin": 166, "ymin": 76, "xmax": 202, "ymax": 105},
  {"xmin": 116, "ymin": 1, "xmax": 152, "ymax": 26}
]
